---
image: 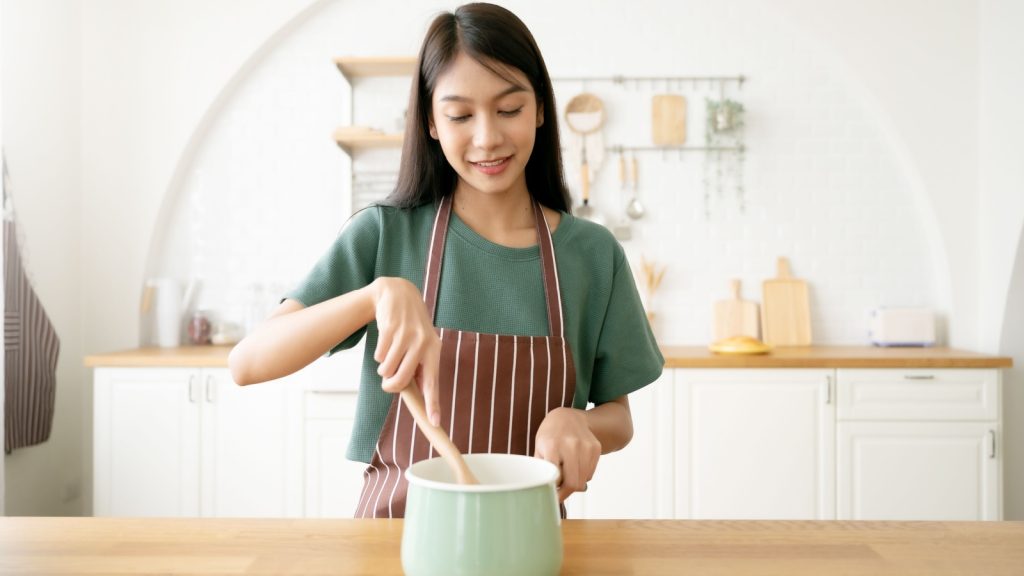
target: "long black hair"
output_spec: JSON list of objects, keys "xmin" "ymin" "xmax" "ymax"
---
[{"xmin": 386, "ymin": 3, "xmax": 571, "ymax": 212}]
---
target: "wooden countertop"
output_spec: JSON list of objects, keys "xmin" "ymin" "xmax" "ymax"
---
[
  {"xmin": 85, "ymin": 345, "xmax": 1012, "ymax": 369},
  {"xmin": 84, "ymin": 345, "xmax": 237, "ymax": 367},
  {"xmin": 659, "ymin": 345, "xmax": 1013, "ymax": 368},
  {"xmin": 1, "ymin": 517, "xmax": 1022, "ymax": 575}
]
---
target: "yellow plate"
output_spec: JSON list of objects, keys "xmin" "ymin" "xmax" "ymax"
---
[{"xmin": 709, "ymin": 336, "xmax": 772, "ymax": 355}]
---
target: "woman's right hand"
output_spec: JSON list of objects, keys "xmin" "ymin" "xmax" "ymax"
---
[{"xmin": 371, "ymin": 277, "xmax": 442, "ymax": 426}]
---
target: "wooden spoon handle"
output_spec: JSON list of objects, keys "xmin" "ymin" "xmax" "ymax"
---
[{"xmin": 399, "ymin": 386, "xmax": 479, "ymax": 485}]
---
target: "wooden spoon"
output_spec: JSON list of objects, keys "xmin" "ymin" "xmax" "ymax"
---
[{"xmin": 399, "ymin": 386, "xmax": 479, "ymax": 485}]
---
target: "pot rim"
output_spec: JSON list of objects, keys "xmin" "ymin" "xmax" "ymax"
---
[{"xmin": 405, "ymin": 453, "xmax": 559, "ymax": 493}]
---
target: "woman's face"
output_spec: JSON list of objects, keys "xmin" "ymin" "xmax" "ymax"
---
[{"xmin": 429, "ymin": 51, "xmax": 543, "ymax": 200}]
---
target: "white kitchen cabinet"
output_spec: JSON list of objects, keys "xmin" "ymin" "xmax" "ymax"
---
[
  {"xmin": 836, "ymin": 369, "xmax": 1001, "ymax": 520},
  {"xmin": 674, "ymin": 369, "xmax": 836, "ymax": 520},
  {"xmin": 564, "ymin": 371, "xmax": 675, "ymax": 519},
  {"xmin": 302, "ymin": 390, "xmax": 368, "ymax": 517},
  {"xmin": 93, "ymin": 367, "xmax": 299, "ymax": 517}
]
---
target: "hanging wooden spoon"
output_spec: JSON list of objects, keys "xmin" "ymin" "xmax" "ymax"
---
[{"xmin": 399, "ymin": 386, "xmax": 479, "ymax": 485}]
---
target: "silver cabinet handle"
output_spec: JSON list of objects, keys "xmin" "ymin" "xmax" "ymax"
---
[
  {"xmin": 187, "ymin": 375, "xmax": 197, "ymax": 403},
  {"xmin": 904, "ymin": 374, "xmax": 935, "ymax": 380},
  {"xmin": 825, "ymin": 375, "xmax": 832, "ymax": 404},
  {"xmin": 205, "ymin": 375, "xmax": 215, "ymax": 403},
  {"xmin": 989, "ymin": 430, "xmax": 996, "ymax": 459}
]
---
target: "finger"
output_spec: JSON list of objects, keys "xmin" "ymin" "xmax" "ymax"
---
[
  {"xmin": 382, "ymin": 343, "xmax": 423, "ymax": 393},
  {"xmin": 373, "ymin": 327, "xmax": 393, "ymax": 364},
  {"xmin": 377, "ymin": 330, "xmax": 408, "ymax": 380},
  {"xmin": 557, "ymin": 479, "xmax": 574, "ymax": 503},
  {"xmin": 584, "ymin": 449, "xmax": 600, "ymax": 484},
  {"xmin": 560, "ymin": 451, "xmax": 583, "ymax": 494},
  {"xmin": 419, "ymin": 339, "xmax": 441, "ymax": 426}
]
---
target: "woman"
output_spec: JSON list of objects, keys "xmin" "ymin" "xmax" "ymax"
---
[{"xmin": 229, "ymin": 2, "xmax": 663, "ymax": 518}]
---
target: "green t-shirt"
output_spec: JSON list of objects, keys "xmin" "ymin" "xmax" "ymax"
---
[{"xmin": 288, "ymin": 202, "xmax": 664, "ymax": 463}]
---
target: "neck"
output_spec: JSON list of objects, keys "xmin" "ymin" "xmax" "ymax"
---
[
  {"xmin": 451, "ymin": 185, "xmax": 535, "ymax": 234},
  {"xmin": 450, "ymin": 183, "xmax": 547, "ymax": 248}
]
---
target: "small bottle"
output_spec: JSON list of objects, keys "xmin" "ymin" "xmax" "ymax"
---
[{"xmin": 187, "ymin": 311, "xmax": 212, "ymax": 345}]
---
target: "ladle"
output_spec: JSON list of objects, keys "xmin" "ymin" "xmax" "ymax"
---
[
  {"xmin": 399, "ymin": 385, "xmax": 479, "ymax": 485},
  {"xmin": 626, "ymin": 155, "xmax": 645, "ymax": 219}
]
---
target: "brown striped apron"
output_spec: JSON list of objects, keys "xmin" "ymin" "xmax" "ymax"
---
[{"xmin": 355, "ymin": 195, "xmax": 576, "ymax": 518}]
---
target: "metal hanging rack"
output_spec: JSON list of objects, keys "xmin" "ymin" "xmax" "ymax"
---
[
  {"xmin": 550, "ymin": 74, "xmax": 747, "ymax": 157},
  {"xmin": 551, "ymin": 74, "xmax": 746, "ymax": 88}
]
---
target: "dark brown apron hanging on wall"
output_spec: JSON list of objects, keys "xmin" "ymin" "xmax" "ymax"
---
[
  {"xmin": 356, "ymin": 195, "xmax": 576, "ymax": 518},
  {"xmin": 3, "ymin": 156, "xmax": 60, "ymax": 454}
]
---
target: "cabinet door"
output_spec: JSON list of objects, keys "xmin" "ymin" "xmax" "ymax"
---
[
  {"xmin": 93, "ymin": 368, "xmax": 200, "ymax": 517},
  {"xmin": 564, "ymin": 371, "xmax": 674, "ymax": 519},
  {"xmin": 200, "ymin": 369, "xmax": 297, "ymax": 517},
  {"xmin": 837, "ymin": 422, "xmax": 1000, "ymax": 520},
  {"xmin": 674, "ymin": 369, "xmax": 835, "ymax": 520},
  {"xmin": 303, "ymin": 390, "xmax": 368, "ymax": 517}
]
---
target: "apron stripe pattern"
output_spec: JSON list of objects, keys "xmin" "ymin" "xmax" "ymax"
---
[
  {"xmin": 356, "ymin": 196, "xmax": 576, "ymax": 518},
  {"xmin": 4, "ymin": 217, "xmax": 61, "ymax": 454}
]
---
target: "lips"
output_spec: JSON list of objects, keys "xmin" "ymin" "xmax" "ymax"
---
[{"xmin": 470, "ymin": 156, "xmax": 511, "ymax": 175}]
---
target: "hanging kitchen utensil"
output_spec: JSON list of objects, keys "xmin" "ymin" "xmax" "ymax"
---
[
  {"xmin": 610, "ymin": 152, "xmax": 632, "ymax": 240},
  {"xmin": 626, "ymin": 155, "xmax": 645, "ymax": 219},
  {"xmin": 652, "ymin": 94, "xmax": 687, "ymax": 146},
  {"xmin": 564, "ymin": 93, "xmax": 606, "ymax": 224}
]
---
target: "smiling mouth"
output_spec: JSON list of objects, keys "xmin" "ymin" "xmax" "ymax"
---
[{"xmin": 470, "ymin": 157, "xmax": 510, "ymax": 167}]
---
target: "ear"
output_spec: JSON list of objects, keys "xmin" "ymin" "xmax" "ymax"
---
[
  {"xmin": 536, "ymin": 102, "xmax": 545, "ymax": 128},
  {"xmin": 428, "ymin": 116, "xmax": 438, "ymax": 140}
]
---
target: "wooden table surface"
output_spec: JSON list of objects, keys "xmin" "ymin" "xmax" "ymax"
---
[{"xmin": 2, "ymin": 517, "xmax": 1023, "ymax": 575}]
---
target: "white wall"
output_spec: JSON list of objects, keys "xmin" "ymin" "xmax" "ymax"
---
[
  {"xmin": 156, "ymin": 0, "xmax": 948, "ymax": 348},
  {"xmin": 2, "ymin": 0, "xmax": 317, "ymax": 515},
  {"xmin": 2, "ymin": 0, "xmax": 82, "ymax": 516},
  {"xmin": 774, "ymin": 0, "xmax": 980, "ymax": 348},
  {"xmin": 3, "ymin": 0, "xmax": 1021, "ymax": 517},
  {"xmin": 981, "ymin": 0, "xmax": 1024, "ymax": 521}
]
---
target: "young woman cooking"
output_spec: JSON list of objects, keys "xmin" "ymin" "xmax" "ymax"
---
[{"xmin": 229, "ymin": 2, "xmax": 663, "ymax": 518}]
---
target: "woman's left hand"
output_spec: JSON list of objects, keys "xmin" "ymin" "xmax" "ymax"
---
[{"xmin": 534, "ymin": 407, "xmax": 602, "ymax": 502}]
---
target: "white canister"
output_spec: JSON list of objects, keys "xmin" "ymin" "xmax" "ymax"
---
[{"xmin": 147, "ymin": 278, "xmax": 184, "ymax": 347}]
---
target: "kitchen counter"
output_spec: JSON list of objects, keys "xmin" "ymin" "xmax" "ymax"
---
[
  {"xmin": 84, "ymin": 345, "xmax": 1013, "ymax": 369},
  {"xmin": 659, "ymin": 345, "xmax": 1013, "ymax": 368},
  {"xmin": 1, "ymin": 517, "xmax": 1022, "ymax": 575}
]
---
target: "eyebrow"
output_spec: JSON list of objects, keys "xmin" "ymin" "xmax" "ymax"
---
[{"xmin": 438, "ymin": 85, "xmax": 528, "ymax": 103}]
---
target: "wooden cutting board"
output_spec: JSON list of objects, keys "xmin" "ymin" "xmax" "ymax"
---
[
  {"xmin": 713, "ymin": 279, "xmax": 760, "ymax": 340},
  {"xmin": 652, "ymin": 94, "xmax": 686, "ymax": 146},
  {"xmin": 761, "ymin": 257, "xmax": 812, "ymax": 346}
]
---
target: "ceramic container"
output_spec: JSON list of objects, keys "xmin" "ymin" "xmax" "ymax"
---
[{"xmin": 402, "ymin": 453, "xmax": 562, "ymax": 576}]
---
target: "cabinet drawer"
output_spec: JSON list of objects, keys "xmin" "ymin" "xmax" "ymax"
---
[
  {"xmin": 304, "ymin": 390, "xmax": 359, "ymax": 420},
  {"xmin": 837, "ymin": 369, "xmax": 998, "ymax": 421}
]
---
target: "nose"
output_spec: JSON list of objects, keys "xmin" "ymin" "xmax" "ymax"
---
[{"xmin": 472, "ymin": 114, "xmax": 503, "ymax": 151}]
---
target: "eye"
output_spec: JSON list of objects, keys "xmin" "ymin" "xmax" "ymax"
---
[
  {"xmin": 499, "ymin": 107, "xmax": 524, "ymax": 117},
  {"xmin": 446, "ymin": 114, "xmax": 470, "ymax": 123}
]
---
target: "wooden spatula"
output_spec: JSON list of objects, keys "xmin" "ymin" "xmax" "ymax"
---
[
  {"xmin": 713, "ymin": 279, "xmax": 760, "ymax": 341},
  {"xmin": 399, "ymin": 386, "xmax": 479, "ymax": 485},
  {"xmin": 761, "ymin": 257, "xmax": 812, "ymax": 346}
]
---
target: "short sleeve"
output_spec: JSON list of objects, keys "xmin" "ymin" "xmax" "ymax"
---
[
  {"xmin": 285, "ymin": 207, "xmax": 381, "ymax": 352},
  {"xmin": 588, "ymin": 250, "xmax": 665, "ymax": 404}
]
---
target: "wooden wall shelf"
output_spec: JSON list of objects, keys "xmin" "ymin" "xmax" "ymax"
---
[
  {"xmin": 333, "ymin": 56, "xmax": 416, "ymax": 81},
  {"xmin": 332, "ymin": 127, "xmax": 403, "ymax": 153}
]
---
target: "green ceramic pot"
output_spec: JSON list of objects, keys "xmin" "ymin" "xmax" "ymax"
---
[{"xmin": 402, "ymin": 453, "xmax": 562, "ymax": 576}]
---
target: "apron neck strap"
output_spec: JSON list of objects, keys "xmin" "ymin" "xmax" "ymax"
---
[{"xmin": 422, "ymin": 194, "xmax": 564, "ymax": 338}]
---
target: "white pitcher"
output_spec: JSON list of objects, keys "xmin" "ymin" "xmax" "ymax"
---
[{"xmin": 142, "ymin": 278, "xmax": 200, "ymax": 347}]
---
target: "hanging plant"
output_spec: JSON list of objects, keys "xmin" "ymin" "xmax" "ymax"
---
[{"xmin": 703, "ymin": 98, "xmax": 746, "ymax": 218}]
